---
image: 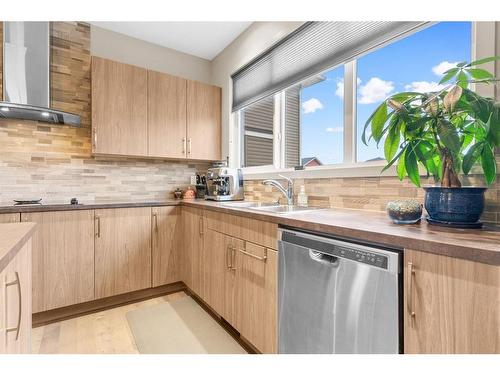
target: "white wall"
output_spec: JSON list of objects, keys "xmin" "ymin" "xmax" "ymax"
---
[
  {"xmin": 210, "ymin": 22, "xmax": 304, "ymax": 163},
  {"xmin": 91, "ymin": 25, "xmax": 212, "ymax": 84}
]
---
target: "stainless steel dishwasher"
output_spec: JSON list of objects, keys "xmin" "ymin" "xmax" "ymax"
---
[{"xmin": 278, "ymin": 228, "xmax": 402, "ymax": 354}]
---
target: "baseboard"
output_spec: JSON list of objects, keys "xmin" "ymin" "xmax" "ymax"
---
[{"xmin": 32, "ymin": 281, "xmax": 186, "ymax": 328}]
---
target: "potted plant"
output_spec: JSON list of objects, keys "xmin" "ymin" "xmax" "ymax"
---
[{"xmin": 362, "ymin": 56, "xmax": 500, "ymax": 226}]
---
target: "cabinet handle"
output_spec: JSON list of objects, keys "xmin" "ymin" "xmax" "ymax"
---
[
  {"xmin": 182, "ymin": 138, "xmax": 186, "ymax": 154},
  {"xmin": 152, "ymin": 212, "xmax": 158, "ymax": 232},
  {"xmin": 407, "ymin": 262, "xmax": 416, "ymax": 323},
  {"xmin": 95, "ymin": 215, "xmax": 101, "ymax": 238},
  {"xmin": 226, "ymin": 244, "xmax": 232, "ymax": 270},
  {"xmin": 231, "ymin": 245, "xmax": 237, "ymax": 271},
  {"xmin": 187, "ymin": 138, "xmax": 192, "ymax": 155},
  {"xmin": 199, "ymin": 216, "xmax": 204, "ymax": 236},
  {"xmin": 93, "ymin": 130, "xmax": 97, "ymax": 148},
  {"xmin": 239, "ymin": 248, "xmax": 267, "ymax": 262},
  {"xmin": 5, "ymin": 271, "xmax": 22, "ymax": 341}
]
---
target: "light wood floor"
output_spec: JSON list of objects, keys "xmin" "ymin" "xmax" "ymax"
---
[{"xmin": 32, "ymin": 291, "xmax": 187, "ymax": 354}]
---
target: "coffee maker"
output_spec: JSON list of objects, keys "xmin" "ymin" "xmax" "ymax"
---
[{"xmin": 205, "ymin": 167, "xmax": 244, "ymax": 201}]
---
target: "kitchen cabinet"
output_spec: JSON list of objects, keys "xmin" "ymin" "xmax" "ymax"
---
[
  {"xmin": 182, "ymin": 206, "xmax": 205, "ymax": 298},
  {"xmin": 0, "ymin": 239, "xmax": 32, "ymax": 354},
  {"xmin": 0, "ymin": 213, "xmax": 19, "ymax": 223},
  {"xmin": 404, "ymin": 249, "xmax": 500, "ymax": 353},
  {"xmin": 92, "ymin": 56, "xmax": 148, "ymax": 157},
  {"xmin": 236, "ymin": 242, "xmax": 277, "ymax": 354},
  {"xmin": 22, "ymin": 210, "xmax": 95, "ymax": 313},
  {"xmin": 148, "ymin": 71, "xmax": 187, "ymax": 159},
  {"xmin": 186, "ymin": 80, "xmax": 221, "ymax": 161},
  {"xmin": 95, "ymin": 207, "xmax": 152, "ymax": 299},
  {"xmin": 152, "ymin": 206, "xmax": 182, "ymax": 287}
]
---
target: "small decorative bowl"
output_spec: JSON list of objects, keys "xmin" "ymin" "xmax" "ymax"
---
[{"xmin": 386, "ymin": 200, "xmax": 422, "ymax": 224}]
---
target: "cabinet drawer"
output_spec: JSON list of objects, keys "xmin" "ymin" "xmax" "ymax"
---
[{"xmin": 205, "ymin": 210, "xmax": 277, "ymax": 250}]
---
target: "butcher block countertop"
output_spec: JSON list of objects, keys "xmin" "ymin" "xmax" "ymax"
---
[
  {"xmin": 0, "ymin": 198, "xmax": 498, "ymax": 265},
  {"xmin": 184, "ymin": 200, "xmax": 500, "ymax": 266},
  {"xmin": 0, "ymin": 222, "xmax": 37, "ymax": 273}
]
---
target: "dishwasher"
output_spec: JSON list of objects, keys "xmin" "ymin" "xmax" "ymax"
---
[{"xmin": 278, "ymin": 228, "xmax": 402, "ymax": 354}]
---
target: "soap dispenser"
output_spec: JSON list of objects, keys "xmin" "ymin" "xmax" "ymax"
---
[{"xmin": 297, "ymin": 185, "xmax": 308, "ymax": 207}]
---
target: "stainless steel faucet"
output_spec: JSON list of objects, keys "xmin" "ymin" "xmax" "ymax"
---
[{"xmin": 262, "ymin": 174, "xmax": 294, "ymax": 206}]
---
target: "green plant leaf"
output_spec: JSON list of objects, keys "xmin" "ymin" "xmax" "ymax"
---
[
  {"xmin": 384, "ymin": 122, "xmax": 400, "ymax": 161},
  {"xmin": 466, "ymin": 56, "xmax": 500, "ymax": 67},
  {"xmin": 486, "ymin": 104, "xmax": 500, "ymax": 146},
  {"xmin": 362, "ymin": 102, "xmax": 387, "ymax": 145},
  {"xmin": 371, "ymin": 102, "xmax": 388, "ymax": 143},
  {"xmin": 457, "ymin": 71, "xmax": 469, "ymax": 89},
  {"xmin": 397, "ymin": 148, "xmax": 407, "ymax": 181},
  {"xmin": 467, "ymin": 68, "xmax": 494, "ymax": 80},
  {"xmin": 405, "ymin": 147, "xmax": 421, "ymax": 187},
  {"xmin": 439, "ymin": 68, "xmax": 459, "ymax": 85},
  {"xmin": 462, "ymin": 141, "xmax": 484, "ymax": 175},
  {"xmin": 481, "ymin": 144, "xmax": 497, "ymax": 185},
  {"xmin": 437, "ymin": 120, "xmax": 461, "ymax": 152},
  {"xmin": 381, "ymin": 146, "xmax": 406, "ymax": 173}
]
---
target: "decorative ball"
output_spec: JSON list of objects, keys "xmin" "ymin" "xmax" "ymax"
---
[{"xmin": 386, "ymin": 200, "xmax": 422, "ymax": 224}]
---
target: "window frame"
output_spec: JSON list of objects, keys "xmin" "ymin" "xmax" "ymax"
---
[{"xmin": 233, "ymin": 21, "xmax": 493, "ymax": 180}]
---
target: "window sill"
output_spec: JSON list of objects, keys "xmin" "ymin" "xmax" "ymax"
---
[{"xmin": 242, "ymin": 161, "xmax": 397, "ymax": 180}]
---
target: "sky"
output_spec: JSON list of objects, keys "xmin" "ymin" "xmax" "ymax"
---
[{"xmin": 299, "ymin": 22, "xmax": 472, "ymax": 165}]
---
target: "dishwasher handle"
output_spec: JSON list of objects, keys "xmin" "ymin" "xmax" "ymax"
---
[{"xmin": 309, "ymin": 250, "xmax": 339, "ymax": 266}]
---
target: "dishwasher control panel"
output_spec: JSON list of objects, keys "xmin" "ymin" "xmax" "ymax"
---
[{"xmin": 335, "ymin": 245, "xmax": 388, "ymax": 269}]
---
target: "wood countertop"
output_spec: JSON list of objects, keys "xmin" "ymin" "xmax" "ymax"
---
[
  {"xmin": 184, "ymin": 200, "xmax": 500, "ymax": 266},
  {"xmin": 1, "ymin": 198, "xmax": 498, "ymax": 265},
  {"xmin": 0, "ymin": 222, "xmax": 37, "ymax": 272}
]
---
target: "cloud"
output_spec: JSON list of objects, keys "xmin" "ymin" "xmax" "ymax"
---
[
  {"xmin": 405, "ymin": 81, "xmax": 446, "ymax": 93},
  {"xmin": 358, "ymin": 77, "xmax": 394, "ymax": 104},
  {"xmin": 335, "ymin": 81, "xmax": 344, "ymax": 98},
  {"xmin": 302, "ymin": 98, "xmax": 323, "ymax": 114},
  {"xmin": 335, "ymin": 78, "xmax": 361, "ymax": 99},
  {"xmin": 326, "ymin": 126, "xmax": 343, "ymax": 133},
  {"xmin": 432, "ymin": 61, "xmax": 458, "ymax": 76}
]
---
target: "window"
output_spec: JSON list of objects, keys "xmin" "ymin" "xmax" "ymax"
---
[
  {"xmin": 356, "ymin": 22, "xmax": 472, "ymax": 162},
  {"xmin": 237, "ymin": 22, "xmax": 475, "ymax": 174}
]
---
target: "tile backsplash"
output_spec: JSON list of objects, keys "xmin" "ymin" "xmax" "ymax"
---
[
  {"xmin": 0, "ymin": 119, "xmax": 208, "ymax": 204},
  {"xmin": 244, "ymin": 170, "xmax": 500, "ymax": 224}
]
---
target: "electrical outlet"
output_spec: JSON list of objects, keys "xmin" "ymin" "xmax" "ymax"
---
[{"xmin": 190, "ymin": 175, "xmax": 197, "ymax": 185}]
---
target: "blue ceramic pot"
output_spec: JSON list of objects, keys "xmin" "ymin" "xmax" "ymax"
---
[{"xmin": 423, "ymin": 187, "xmax": 486, "ymax": 223}]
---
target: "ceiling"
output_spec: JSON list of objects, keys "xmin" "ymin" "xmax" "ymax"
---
[{"xmin": 90, "ymin": 22, "xmax": 252, "ymax": 60}]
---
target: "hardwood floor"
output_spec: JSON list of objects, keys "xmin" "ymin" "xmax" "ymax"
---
[{"xmin": 32, "ymin": 292, "xmax": 187, "ymax": 354}]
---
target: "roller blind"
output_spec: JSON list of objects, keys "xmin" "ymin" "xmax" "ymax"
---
[{"xmin": 232, "ymin": 21, "xmax": 428, "ymax": 112}]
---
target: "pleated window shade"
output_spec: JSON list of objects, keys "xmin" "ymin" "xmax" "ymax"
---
[{"xmin": 231, "ymin": 21, "xmax": 428, "ymax": 112}]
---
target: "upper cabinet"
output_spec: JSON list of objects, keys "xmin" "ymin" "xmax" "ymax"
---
[
  {"xmin": 148, "ymin": 71, "xmax": 187, "ymax": 159},
  {"xmin": 187, "ymin": 80, "xmax": 222, "ymax": 161},
  {"xmin": 92, "ymin": 56, "xmax": 148, "ymax": 157},
  {"xmin": 91, "ymin": 57, "xmax": 221, "ymax": 161}
]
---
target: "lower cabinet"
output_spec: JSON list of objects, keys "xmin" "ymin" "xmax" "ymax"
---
[
  {"xmin": 236, "ymin": 242, "xmax": 277, "ymax": 354},
  {"xmin": 404, "ymin": 249, "xmax": 500, "ymax": 353},
  {"xmin": 0, "ymin": 213, "xmax": 19, "ymax": 223},
  {"xmin": 182, "ymin": 206, "xmax": 205, "ymax": 298},
  {"xmin": 95, "ymin": 207, "xmax": 152, "ymax": 299},
  {"xmin": 203, "ymin": 227, "xmax": 278, "ymax": 353},
  {"xmin": 0, "ymin": 239, "xmax": 32, "ymax": 354},
  {"xmin": 152, "ymin": 206, "xmax": 182, "ymax": 287},
  {"xmin": 22, "ymin": 210, "xmax": 95, "ymax": 313}
]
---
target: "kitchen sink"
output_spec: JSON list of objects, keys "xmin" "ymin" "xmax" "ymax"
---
[
  {"xmin": 249, "ymin": 205, "xmax": 321, "ymax": 214},
  {"xmin": 221, "ymin": 201, "xmax": 279, "ymax": 208}
]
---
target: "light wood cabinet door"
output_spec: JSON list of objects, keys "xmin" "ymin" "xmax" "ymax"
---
[
  {"xmin": 95, "ymin": 207, "xmax": 152, "ymax": 299},
  {"xmin": 203, "ymin": 229, "xmax": 227, "ymax": 315},
  {"xmin": 404, "ymin": 249, "xmax": 500, "ymax": 353},
  {"xmin": 182, "ymin": 206, "xmax": 205, "ymax": 298},
  {"xmin": 0, "ymin": 213, "xmax": 19, "ymax": 223},
  {"xmin": 152, "ymin": 206, "xmax": 182, "ymax": 287},
  {"xmin": 92, "ymin": 56, "xmax": 148, "ymax": 157},
  {"xmin": 236, "ymin": 243, "xmax": 278, "ymax": 354},
  {"xmin": 1, "ymin": 239, "xmax": 32, "ymax": 354},
  {"xmin": 22, "ymin": 211, "xmax": 95, "ymax": 313},
  {"xmin": 148, "ymin": 71, "xmax": 187, "ymax": 158},
  {"xmin": 186, "ymin": 80, "xmax": 221, "ymax": 161}
]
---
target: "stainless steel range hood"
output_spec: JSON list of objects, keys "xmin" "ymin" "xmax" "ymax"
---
[{"xmin": 0, "ymin": 22, "xmax": 80, "ymax": 126}]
